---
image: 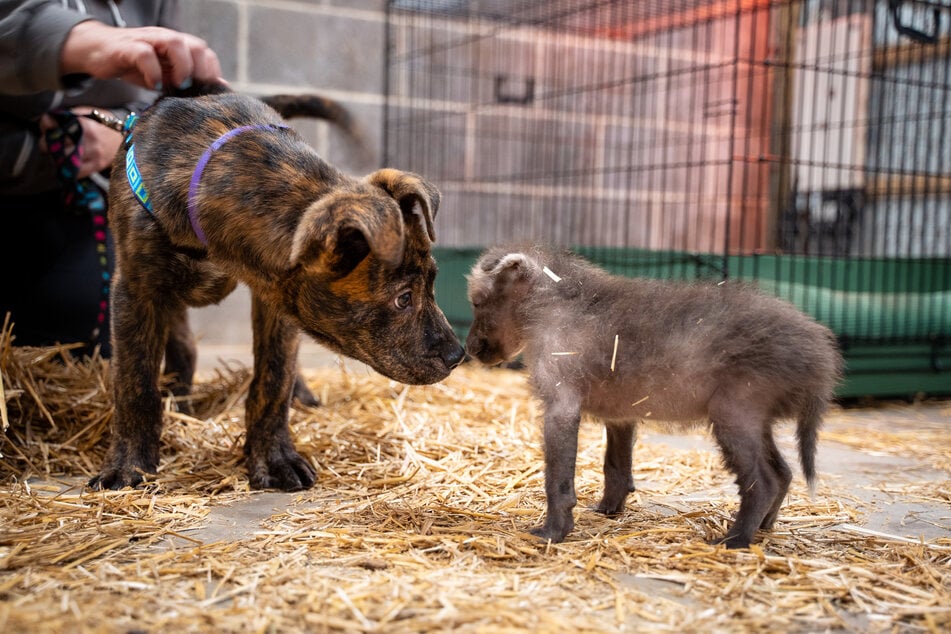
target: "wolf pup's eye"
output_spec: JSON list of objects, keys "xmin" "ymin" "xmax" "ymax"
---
[{"xmin": 394, "ymin": 291, "xmax": 413, "ymax": 310}]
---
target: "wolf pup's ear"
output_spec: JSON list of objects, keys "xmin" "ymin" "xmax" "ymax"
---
[
  {"xmin": 290, "ymin": 194, "xmax": 405, "ymax": 277},
  {"xmin": 366, "ymin": 168, "xmax": 440, "ymax": 243},
  {"xmin": 489, "ymin": 253, "xmax": 536, "ymax": 278}
]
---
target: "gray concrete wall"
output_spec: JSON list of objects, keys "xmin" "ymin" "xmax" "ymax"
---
[{"xmin": 181, "ymin": 0, "xmax": 388, "ymax": 176}]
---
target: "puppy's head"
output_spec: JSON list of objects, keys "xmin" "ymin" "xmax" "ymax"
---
[
  {"xmin": 465, "ymin": 248, "xmax": 539, "ymax": 366},
  {"xmin": 286, "ymin": 169, "xmax": 463, "ymax": 385}
]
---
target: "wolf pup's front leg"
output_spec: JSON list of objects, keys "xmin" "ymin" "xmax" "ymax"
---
[{"xmin": 530, "ymin": 396, "xmax": 582, "ymax": 543}]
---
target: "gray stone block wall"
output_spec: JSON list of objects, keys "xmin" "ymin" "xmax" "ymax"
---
[
  {"xmin": 176, "ymin": 0, "xmax": 390, "ymax": 353},
  {"xmin": 180, "ymin": 0, "xmax": 388, "ymax": 177}
]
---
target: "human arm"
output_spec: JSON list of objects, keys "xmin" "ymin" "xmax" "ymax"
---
[
  {"xmin": 0, "ymin": 0, "xmax": 89, "ymax": 94},
  {"xmin": 0, "ymin": 0, "xmax": 222, "ymax": 95},
  {"xmin": 59, "ymin": 20, "xmax": 222, "ymax": 92}
]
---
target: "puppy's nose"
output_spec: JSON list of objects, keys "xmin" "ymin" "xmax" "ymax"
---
[{"xmin": 443, "ymin": 342, "xmax": 465, "ymax": 369}]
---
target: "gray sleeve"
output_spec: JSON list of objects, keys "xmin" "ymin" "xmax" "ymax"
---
[
  {"xmin": 157, "ymin": 0, "xmax": 181, "ymax": 30},
  {"xmin": 0, "ymin": 121, "xmax": 56, "ymax": 195},
  {"xmin": 0, "ymin": 1, "xmax": 93, "ymax": 95}
]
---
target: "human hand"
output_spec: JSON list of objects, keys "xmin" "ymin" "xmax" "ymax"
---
[
  {"xmin": 60, "ymin": 20, "xmax": 223, "ymax": 91},
  {"xmin": 38, "ymin": 107, "xmax": 122, "ymax": 179}
]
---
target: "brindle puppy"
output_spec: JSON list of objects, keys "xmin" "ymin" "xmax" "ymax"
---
[
  {"xmin": 90, "ymin": 87, "xmax": 464, "ymax": 491},
  {"xmin": 466, "ymin": 244, "xmax": 842, "ymax": 548}
]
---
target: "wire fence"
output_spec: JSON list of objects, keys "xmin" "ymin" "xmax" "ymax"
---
[{"xmin": 384, "ymin": 0, "xmax": 950, "ymax": 354}]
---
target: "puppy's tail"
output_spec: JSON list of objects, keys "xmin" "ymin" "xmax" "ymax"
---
[
  {"xmin": 263, "ymin": 93, "xmax": 370, "ymax": 161},
  {"xmin": 260, "ymin": 94, "xmax": 356, "ymax": 133},
  {"xmin": 164, "ymin": 81, "xmax": 367, "ymax": 153}
]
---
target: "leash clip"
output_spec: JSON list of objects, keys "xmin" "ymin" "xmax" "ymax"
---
[{"xmin": 83, "ymin": 109, "xmax": 126, "ymax": 132}]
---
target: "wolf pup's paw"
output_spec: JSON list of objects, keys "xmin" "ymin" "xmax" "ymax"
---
[
  {"xmin": 529, "ymin": 525, "xmax": 569, "ymax": 543},
  {"xmin": 592, "ymin": 499, "xmax": 626, "ymax": 516},
  {"xmin": 246, "ymin": 444, "xmax": 317, "ymax": 491},
  {"xmin": 88, "ymin": 469, "xmax": 144, "ymax": 490},
  {"xmin": 528, "ymin": 514, "xmax": 573, "ymax": 543},
  {"xmin": 710, "ymin": 533, "xmax": 752, "ymax": 550}
]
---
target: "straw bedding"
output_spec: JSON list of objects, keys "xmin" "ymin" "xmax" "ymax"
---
[{"xmin": 1, "ymin": 324, "xmax": 949, "ymax": 632}]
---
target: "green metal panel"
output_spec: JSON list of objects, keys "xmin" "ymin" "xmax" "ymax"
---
[
  {"xmin": 433, "ymin": 246, "xmax": 951, "ymax": 398},
  {"xmin": 838, "ymin": 343, "xmax": 950, "ymax": 399}
]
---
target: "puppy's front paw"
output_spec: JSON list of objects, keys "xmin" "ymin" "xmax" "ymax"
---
[
  {"xmin": 88, "ymin": 444, "xmax": 157, "ymax": 490},
  {"xmin": 88, "ymin": 468, "xmax": 145, "ymax": 490},
  {"xmin": 246, "ymin": 444, "xmax": 317, "ymax": 491}
]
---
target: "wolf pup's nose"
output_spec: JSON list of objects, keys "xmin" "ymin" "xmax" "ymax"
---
[{"xmin": 464, "ymin": 334, "xmax": 484, "ymax": 360}]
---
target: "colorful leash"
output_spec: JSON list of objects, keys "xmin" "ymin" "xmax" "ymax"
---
[{"xmin": 44, "ymin": 110, "xmax": 111, "ymax": 344}]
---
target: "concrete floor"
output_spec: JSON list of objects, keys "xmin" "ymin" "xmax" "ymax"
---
[
  {"xmin": 653, "ymin": 417, "xmax": 950, "ymax": 542},
  {"xmin": 183, "ymin": 378, "xmax": 951, "ymax": 547}
]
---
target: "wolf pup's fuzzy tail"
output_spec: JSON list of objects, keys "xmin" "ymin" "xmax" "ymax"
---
[{"xmin": 796, "ymin": 395, "xmax": 826, "ymax": 494}]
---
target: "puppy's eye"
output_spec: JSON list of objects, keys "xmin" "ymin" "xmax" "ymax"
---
[{"xmin": 394, "ymin": 291, "xmax": 413, "ymax": 310}]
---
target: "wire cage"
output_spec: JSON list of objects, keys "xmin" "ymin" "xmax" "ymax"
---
[{"xmin": 383, "ymin": 0, "xmax": 951, "ymax": 396}]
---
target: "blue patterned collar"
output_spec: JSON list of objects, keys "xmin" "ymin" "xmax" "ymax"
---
[{"xmin": 123, "ymin": 113, "xmax": 153, "ymax": 214}]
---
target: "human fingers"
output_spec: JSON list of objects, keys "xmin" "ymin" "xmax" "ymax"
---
[
  {"xmin": 188, "ymin": 39, "xmax": 223, "ymax": 86},
  {"xmin": 149, "ymin": 31, "xmax": 194, "ymax": 89},
  {"xmin": 75, "ymin": 112, "xmax": 122, "ymax": 178},
  {"xmin": 37, "ymin": 113, "xmax": 76, "ymax": 155},
  {"xmin": 38, "ymin": 113, "xmax": 57, "ymax": 134},
  {"xmin": 62, "ymin": 22, "xmax": 163, "ymax": 89},
  {"xmin": 150, "ymin": 31, "xmax": 221, "ymax": 90},
  {"xmin": 118, "ymin": 39, "xmax": 165, "ymax": 89},
  {"xmin": 62, "ymin": 23, "xmax": 220, "ymax": 90},
  {"xmin": 37, "ymin": 115, "xmax": 55, "ymax": 153}
]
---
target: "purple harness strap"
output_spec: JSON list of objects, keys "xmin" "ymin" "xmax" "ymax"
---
[{"xmin": 187, "ymin": 123, "xmax": 289, "ymax": 245}]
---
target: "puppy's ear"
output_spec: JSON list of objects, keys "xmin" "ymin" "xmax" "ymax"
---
[
  {"xmin": 366, "ymin": 168, "xmax": 440, "ymax": 242},
  {"xmin": 291, "ymin": 195, "xmax": 405, "ymax": 277}
]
